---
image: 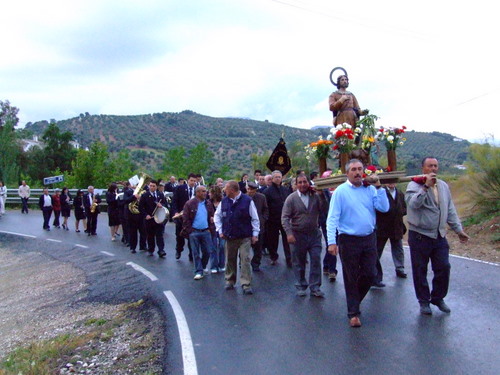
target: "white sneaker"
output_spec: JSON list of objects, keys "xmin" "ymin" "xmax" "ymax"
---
[
  {"xmin": 194, "ymin": 274, "xmax": 203, "ymax": 280},
  {"xmin": 220, "ymin": 267, "xmax": 226, "ymax": 272},
  {"xmin": 211, "ymin": 269, "xmax": 218, "ymax": 274}
]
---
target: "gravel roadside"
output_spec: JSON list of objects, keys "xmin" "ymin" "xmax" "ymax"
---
[{"xmin": 0, "ymin": 234, "xmax": 166, "ymax": 374}]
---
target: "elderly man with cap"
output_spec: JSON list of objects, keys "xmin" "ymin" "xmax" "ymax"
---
[{"xmin": 246, "ymin": 181, "xmax": 269, "ymax": 272}]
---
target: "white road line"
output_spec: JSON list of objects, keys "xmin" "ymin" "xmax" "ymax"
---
[
  {"xmin": 46, "ymin": 239, "xmax": 62, "ymax": 243},
  {"xmin": 449, "ymin": 254, "xmax": 499, "ymax": 267},
  {"xmin": 403, "ymin": 245, "xmax": 498, "ymax": 267},
  {"xmin": 0, "ymin": 230, "xmax": 36, "ymax": 239},
  {"xmin": 75, "ymin": 244, "xmax": 89, "ymax": 248},
  {"xmin": 100, "ymin": 251, "xmax": 115, "ymax": 257},
  {"xmin": 126, "ymin": 262, "xmax": 158, "ymax": 281},
  {"xmin": 164, "ymin": 291, "xmax": 198, "ymax": 375}
]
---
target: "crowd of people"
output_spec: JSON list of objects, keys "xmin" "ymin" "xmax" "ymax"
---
[{"xmin": 2, "ymin": 156, "xmax": 469, "ymax": 327}]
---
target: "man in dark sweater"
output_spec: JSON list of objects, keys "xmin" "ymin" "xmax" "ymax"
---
[
  {"xmin": 263, "ymin": 170, "xmax": 292, "ymax": 267},
  {"xmin": 375, "ymin": 183, "xmax": 408, "ymax": 285},
  {"xmin": 214, "ymin": 181, "xmax": 260, "ymax": 295},
  {"xmin": 282, "ymin": 174, "xmax": 326, "ymax": 297},
  {"xmin": 247, "ymin": 182, "xmax": 269, "ymax": 272}
]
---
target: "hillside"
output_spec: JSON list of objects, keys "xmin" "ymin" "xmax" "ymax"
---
[{"xmin": 25, "ymin": 111, "xmax": 470, "ymax": 175}]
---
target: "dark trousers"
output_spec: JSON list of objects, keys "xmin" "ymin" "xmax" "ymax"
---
[
  {"xmin": 53, "ymin": 210, "xmax": 61, "ymax": 227},
  {"xmin": 251, "ymin": 229, "xmax": 265, "ymax": 268},
  {"xmin": 128, "ymin": 214, "xmax": 147, "ymax": 251},
  {"xmin": 376, "ymin": 236, "xmax": 405, "ymax": 282},
  {"xmin": 175, "ymin": 218, "xmax": 192, "ymax": 256},
  {"xmin": 338, "ymin": 232, "xmax": 377, "ymax": 318},
  {"xmin": 121, "ymin": 217, "xmax": 129, "ymax": 244},
  {"xmin": 145, "ymin": 219, "xmax": 165, "ymax": 254},
  {"xmin": 267, "ymin": 221, "xmax": 291, "ymax": 262},
  {"xmin": 21, "ymin": 197, "xmax": 29, "ymax": 213},
  {"xmin": 86, "ymin": 212, "xmax": 98, "ymax": 234},
  {"xmin": 42, "ymin": 207, "xmax": 52, "ymax": 229},
  {"xmin": 321, "ymin": 221, "xmax": 337, "ymax": 273},
  {"xmin": 408, "ymin": 230, "xmax": 451, "ymax": 304}
]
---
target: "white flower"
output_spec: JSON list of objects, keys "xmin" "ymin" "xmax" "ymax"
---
[
  {"xmin": 319, "ymin": 135, "xmax": 323, "ymax": 140},
  {"xmin": 327, "ymin": 134, "xmax": 332, "ymax": 140},
  {"xmin": 345, "ymin": 124, "xmax": 352, "ymax": 129},
  {"xmin": 336, "ymin": 124, "xmax": 343, "ymax": 130}
]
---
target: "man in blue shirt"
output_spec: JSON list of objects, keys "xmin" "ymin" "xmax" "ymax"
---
[
  {"xmin": 327, "ymin": 159, "xmax": 389, "ymax": 327},
  {"xmin": 182, "ymin": 185, "xmax": 216, "ymax": 280}
]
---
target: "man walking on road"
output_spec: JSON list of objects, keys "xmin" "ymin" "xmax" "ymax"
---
[
  {"xmin": 18, "ymin": 180, "xmax": 30, "ymax": 214},
  {"xmin": 139, "ymin": 180, "xmax": 167, "ymax": 258},
  {"xmin": 264, "ymin": 170, "xmax": 292, "ymax": 267},
  {"xmin": 172, "ymin": 173, "xmax": 197, "ymax": 260},
  {"xmin": 374, "ymin": 182, "xmax": 408, "ymax": 286},
  {"xmin": 215, "ymin": 181, "xmax": 260, "ymax": 295},
  {"xmin": 84, "ymin": 186, "xmax": 101, "ymax": 236},
  {"xmin": 246, "ymin": 182, "xmax": 268, "ymax": 272},
  {"xmin": 181, "ymin": 185, "xmax": 215, "ymax": 280},
  {"xmin": 282, "ymin": 174, "xmax": 326, "ymax": 298},
  {"xmin": 327, "ymin": 159, "xmax": 389, "ymax": 327},
  {"xmin": 38, "ymin": 187, "xmax": 53, "ymax": 231},
  {"xmin": 406, "ymin": 157, "xmax": 469, "ymax": 315}
]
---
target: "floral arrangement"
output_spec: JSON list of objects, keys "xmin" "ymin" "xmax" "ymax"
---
[
  {"xmin": 331, "ymin": 123, "xmax": 361, "ymax": 153},
  {"xmin": 375, "ymin": 126, "xmax": 407, "ymax": 151},
  {"xmin": 357, "ymin": 114, "xmax": 379, "ymax": 151},
  {"xmin": 363, "ymin": 165, "xmax": 384, "ymax": 177},
  {"xmin": 304, "ymin": 135, "xmax": 334, "ymax": 161}
]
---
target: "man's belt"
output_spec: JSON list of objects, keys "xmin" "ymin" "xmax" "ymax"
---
[{"xmin": 193, "ymin": 228, "xmax": 209, "ymax": 232}]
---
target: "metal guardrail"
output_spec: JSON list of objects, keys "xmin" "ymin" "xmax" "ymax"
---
[{"xmin": 3, "ymin": 189, "xmax": 173, "ymax": 206}]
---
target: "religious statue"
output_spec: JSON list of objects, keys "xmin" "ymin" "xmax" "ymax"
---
[{"xmin": 328, "ymin": 68, "xmax": 369, "ymax": 130}]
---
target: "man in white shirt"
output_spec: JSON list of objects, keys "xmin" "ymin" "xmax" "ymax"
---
[
  {"xmin": 38, "ymin": 188, "xmax": 53, "ymax": 230},
  {"xmin": 18, "ymin": 180, "xmax": 30, "ymax": 214}
]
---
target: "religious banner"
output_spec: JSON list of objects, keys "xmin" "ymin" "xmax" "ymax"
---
[{"xmin": 266, "ymin": 138, "xmax": 291, "ymax": 175}]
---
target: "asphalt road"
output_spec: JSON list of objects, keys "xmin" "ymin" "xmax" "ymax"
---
[{"xmin": 1, "ymin": 210, "xmax": 499, "ymax": 375}]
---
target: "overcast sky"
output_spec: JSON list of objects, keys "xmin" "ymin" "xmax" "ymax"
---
[{"xmin": 1, "ymin": 0, "xmax": 498, "ymax": 142}]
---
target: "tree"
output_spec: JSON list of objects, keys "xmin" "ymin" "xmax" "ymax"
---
[
  {"xmin": 0, "ymin": 100, "xmax": 22, "ymax": 184},
  {"xmin": 41, "ymin": 122, "xmax": 76, "ymax": 173},
  {"xmin": 161, "ymin": 143, "xmax": 215, "ymax": 179}
]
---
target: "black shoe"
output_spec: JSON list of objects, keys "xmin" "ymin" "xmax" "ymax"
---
[
  {"xmin": 420, "ymin": 302, "xmax": 432, "ymax": 315},
  {"xmin": 372, "ymin": 281, "xmax": 386, "ymax": 288},
  {"xmin": 131, "ymin": 249, "xmax": 137, "ymax": 254},
  {"xmin": 139, "ymin": 248, "xmax": 147, "ymax": 252},
  {"xmin": 91, "ymin": 233, "xmax": 97, "ymax": 236},
  {"xmin": 396, "ymin": 270, "xmax": 408, "ymax": 278},
  {"xmin": 311, "ymin": 290, "xmax": 325, "ymax": 298},
  {"xmin": 431, "ymin": 300, "xmax": 451, "ymax": 313},
  {"xmin": 242, "ymin": 287, "xmax": 253, "ymax": 295},
  {"xmin": 175, "ymin": 251, "xmax": 181, "ymax": 260},
  {"xmin": 159, "ymin": 251, "xmax": 166, "ymax": 258}
]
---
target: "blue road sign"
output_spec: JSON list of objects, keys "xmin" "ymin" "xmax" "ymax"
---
[{"xmin": 43, "ymin": 175, "xmax": 64, "ymax": 185}]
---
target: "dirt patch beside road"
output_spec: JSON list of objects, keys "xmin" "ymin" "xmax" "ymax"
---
[{"xmin": 0, "ymin": 245, "xmax": 164, "ymax": 374}]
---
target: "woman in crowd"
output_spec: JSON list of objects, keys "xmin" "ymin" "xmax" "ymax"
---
[
  {"xmin": 52, "ymin": 188, "xmax": 62, "ymax": 228},
  {"xmin": 238, "ymin": 173, "xmax": 249, "ymax": 194},
  {"xmin": 106, "ymin": 182, "xmax": 121, "ymax": 241},
  {"xmin": 60, "ymin": 186, "xmax": 72, "ymax": 230},
  {"xmin": 209, "ymin": 185, "xmax": 225, "ymax": 273},
  {"xmin": 73, "ymin": 189, "xmax": 87, "ymax": 232},
  {"xmin": 0, "ymin": 180, "xmax": 6, "ymax": 217}
]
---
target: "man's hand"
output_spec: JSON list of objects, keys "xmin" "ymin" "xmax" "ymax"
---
[
  {"xmin": 156, "ymin": 202, "xmax": 162, "ymax": 208},
  {"xmin": 251, "ymin": 236, "xmax": 258, "ymax": 245},
  {"xmin": 425, "ymin": 173, "xmax": 437, "ymax": 187},
  {"xmin": 146, "ymin": 215, "xmax": 152, "ymax": 220},
  {"xmin": 457, "ymin": 231, "xmax": 470, "ymax": 243},
  {"xmin": 219, "ymin": 233, "xmax": 226, "ymax": 239},
  {"xmin": 287, "ymin": 234, "xmax": 296, "ymax": 244},
  {"xmin": 328, "ymin": 244, "xmax": 338, "ymax": 255},
  {"xmin": 364, "ymin": 175, "xmax": 381, "ymax": 187}
]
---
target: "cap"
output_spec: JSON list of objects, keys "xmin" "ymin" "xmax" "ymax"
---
[{"xmin": 247, "ymin": 182, "xmax": 258, "ymax": 189}]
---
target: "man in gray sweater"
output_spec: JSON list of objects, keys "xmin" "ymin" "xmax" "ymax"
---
[
  {"xmin": 282, "ymin": 174, "xmax": 326, "ymax": 297},
  {"xmin": 406, "ymin": 157, "xmax": 469, "ymax": 315}
]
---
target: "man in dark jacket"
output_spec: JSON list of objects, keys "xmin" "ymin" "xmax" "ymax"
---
[
  {"xmin": 139, "ymin": 180, "xmax": 167, "ymax": 258},
  {"xmin": 263, "ymin": 170, "xmax": 292, "ymax": 267},
  {"xmin": 375, "ymin": 183, "xmax": 407, "ymax": 285},
  {"xmin": 172, "ymin": 173, "xmax": 197, "ymax": 260},
  {"xmin": 38, "ymin": 187, "xmax": 53, "ymax": 230},
  {"xmin": 83, "ymin": 186, "xmax": 101, "ymax": 236},
  {"xmin": 247, "ymin": 182, "xmax": 269, "ymax": 272},
  {"xmin": 124, "ymin": 184, "xmax": 147, "ymax": 253},
  {"xmin": 181, "ymin": 185, "xmax": 216, "ymax": 280}
]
